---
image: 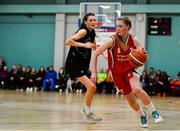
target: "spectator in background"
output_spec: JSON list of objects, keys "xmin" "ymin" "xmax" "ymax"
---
[
  {"xmin": 170, "ymin": 71, "xmax": 180, "ymax": 96},
  {"xmin": 155, "ymin": 70, "xmax": 163, "ymax": 96},
  {"xmin": 0, "ymin": 56, "xmax": 7, "ymax": 71},
  {"xmin": 72, "ymin": 79, "xmax": 84, "ymax": 93},
  {"xmin": 35, "ymin": 66, "xmax": 46, "ymax": 91},
  {"xmin": 161, "ymin": 71, "xmax": 171, "ymax": 96},
  {"xmin": 27, "ymin": 67, "xmax": 36, "ymax": 92},
  {"xmin": 42, "ymin": 66, "xmax": 57, "ymax": 91},
  {"xmin": 140, "ymin": 70, "xmax": 150, "ymax": 95},
  {"xmin": 56, "ymin": 67, "xmax": 68, "ymax": 92},
  {"xmin": 177, "ymin": 72, "xmax": 180, "ymax": 80},
  {"xmin": 0, "ymin": 65, "xmax": 9, "ymax": 88},
  {"xmin": 18, "ymin": 66, "xmax": 26, "ymax": 91},
  {"xmin": 149, "ymin": 69, "xmax": 156, "ymax": 96},
  {"xmin": 25, "ymin": 66, "xmax": 31, "ymax": 91},
  {"xmin": 9, "ymin": 64, "xmax": 18, "ymax": 89}
]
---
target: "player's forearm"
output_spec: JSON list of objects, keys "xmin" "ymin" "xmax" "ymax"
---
[
  {"xmin": 91, "ymin": 53, "xmax": 98, "ymax": 74},
  {"xmin": 65, "ymin": 39, "xmax": 85, "ymax": 48}
]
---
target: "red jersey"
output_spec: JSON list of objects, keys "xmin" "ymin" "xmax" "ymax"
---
[{"xmin": 108, "ymin": 33, "xmax": 135, "ymax": 73}]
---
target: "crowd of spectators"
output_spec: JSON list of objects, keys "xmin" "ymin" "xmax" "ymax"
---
[{"xmin": 0, "ymin": 56, "xmax": 179, "ymax": 96}]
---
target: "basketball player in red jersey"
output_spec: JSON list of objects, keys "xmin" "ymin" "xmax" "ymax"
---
[{"xmin": 91, "ymin": 17, "xmax": 163, "ymax": 128}]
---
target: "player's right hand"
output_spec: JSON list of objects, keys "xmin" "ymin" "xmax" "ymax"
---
[{"xmin": 85, "ymin": 42, "xmax": 96, "ymax": 49}]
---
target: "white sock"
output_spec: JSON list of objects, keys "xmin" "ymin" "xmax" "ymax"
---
[
  {"xmin": 146, "ymin": 101, "xmax": 156, "ymax": 114},
  {"xmin": 136, "ymin": 106, "xmax": 145, "ymax": 116},
  {"xmin": 85, "ymin": 106, "xmax": 92, "ymax": 114}
]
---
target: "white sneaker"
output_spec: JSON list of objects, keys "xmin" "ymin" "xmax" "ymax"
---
[
  {"xmin": 29, "ymin": 87, "xmax": 33, "ymax": 92},
  {"xmin": 26, "ymin": 87, "xmax": 30, "ymax": 92},
  {"xmin": 152, "ymin": 111, "xmax": 163, "ymax": 123},
  {"xmin": 76, "ymin": 89, "xmax": 79, "ymax": 93},
  {"xmin": 81, "ymin": 107, "xmax": 102, "ymax": 122},
  {"xmin": 55, "ymin": 85, "xmax": 59, "ymax": 89}
]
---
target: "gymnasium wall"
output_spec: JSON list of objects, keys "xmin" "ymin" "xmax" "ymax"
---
[
  {"xmin": 146, "ymin": 16, "xmax": 180, "ymax": 78},
  {"xmin": 0, "ymin": 4, "xmax": 180, "ymax": 77},
  {"xmin": 0, "ymin": 15, "xmax": 55, "ymax": 69},
  {"xmin": 1, "ymin": 0, "xmax": 180, "ymax": 4}
]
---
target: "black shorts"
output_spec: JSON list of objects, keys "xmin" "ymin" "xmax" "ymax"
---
[{"xmin": 65, "ymin": 61, "xmax": 91, "ymax": 80}]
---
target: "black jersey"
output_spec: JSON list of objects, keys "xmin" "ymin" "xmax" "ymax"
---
[
  {"xmin": 65, "ymin": 24, "xmax": 96, "ymax": 79},
  {"xmin": 66, "ymin": 25, "xmax": 95, "ymax": 65}
]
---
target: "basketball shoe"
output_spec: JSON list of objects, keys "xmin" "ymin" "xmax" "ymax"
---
[
  {"xmin": 140, "ymin": 111, "xmax": 148, "ymax": 128},
  {"xmin": 152, "ymin": 110, "xmax": 163, "ymax": 123},
  {"xmin": 81, "ymin": 107, "xmax": 102, "ymax": 122}
]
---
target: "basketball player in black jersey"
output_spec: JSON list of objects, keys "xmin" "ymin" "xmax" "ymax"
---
[{"xmin": 65, "ymin": 13, "xmax": 102, "ymax": 122}]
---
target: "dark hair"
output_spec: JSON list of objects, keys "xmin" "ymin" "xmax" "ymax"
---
[
  {"xmin": 79, "ymin": 12, "xmax": 95, "ymax": 28},
  {"xmin": 117, "ymin": 17, "xmax": 131, "ymax": 30}
]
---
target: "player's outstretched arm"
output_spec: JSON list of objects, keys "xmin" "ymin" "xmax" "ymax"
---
[{"xmin": 90, "ymin": 38, "xmax": 113, "ymax": 83}]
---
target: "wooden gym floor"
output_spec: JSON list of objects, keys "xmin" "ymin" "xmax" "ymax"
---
[{"xmin": 0, "ymin": 90, "xmax": 179, "ymax": 130}]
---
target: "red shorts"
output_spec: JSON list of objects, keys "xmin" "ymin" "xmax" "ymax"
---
[{"xmin": 111, "ymin": 69, "xmax": 133, "ymax": 95}]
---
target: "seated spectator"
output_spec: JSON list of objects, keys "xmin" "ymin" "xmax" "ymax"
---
[
  {"xmin": 35, "ymin": 66, "xmax": 46, "ymax": 90},
  {"xmin": 56, "ymin": 67, "xmax": 69, "ymax": 92},
  {"xmin": 72, "ymin": 79, "xmax": 84, "ymax": 93},
  {"xmin": 148, "ymin": 68, "xmax": 156, "ymax": 96},
  {"xmin": 9, "ymin": 64, "xmax": 19, "ymax": 89},
  {"xmin": 177, "ymin": 71, "xmax": 180, "ymax": 80},
  {"xmin": 0, "ymin": 56, "xmax": 7, "ymax": 71},
  {"xmin": 42, "ymin": 66, "xmax": 57, "ymax": 91},
  {"xmin": 0, "ymin": 66, "xmax": 9, "ymax": 88},
  {"xmin": 161, "ymin": 71, "xmax": 171, "ymax": 96},
  {"xmin": 18, "ymin": 66, "xmax": 27, "ymax": 91},
  {"xmin": 155, "ymin": 69, "xmax": 163, "ymax": 96},
  {"xmin": 170, "ymin": 71, "xmax": 180, "ymax": 96},
  {"xmin": 27, "ymin": 67, "xmax": 36, "ymax": 92},
  {"xmin": 140, "ymin": 70, "xmax": 150, "ymax": 95},
  {"xmin": 24, "ymin": 66, "xmax": 31, "ymax": 91}
]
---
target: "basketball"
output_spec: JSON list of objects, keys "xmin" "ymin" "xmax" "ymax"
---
[{"xmin": 128, "ymin": 49, "xmax": 148, "ymax": 67}]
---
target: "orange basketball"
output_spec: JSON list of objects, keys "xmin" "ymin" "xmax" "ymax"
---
[{"xmin": 128, "ymin": 49, "xmax": 148, "ymax": 67}]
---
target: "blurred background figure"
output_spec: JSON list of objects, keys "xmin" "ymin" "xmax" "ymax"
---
[{"xmin": 42, "ymin": 66, "xmax": 57, "ymax": 91}]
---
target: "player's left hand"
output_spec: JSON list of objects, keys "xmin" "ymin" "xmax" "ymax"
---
[{"xmin": 90, "ymin": 73, "xmax": 97, "ymax": 84}]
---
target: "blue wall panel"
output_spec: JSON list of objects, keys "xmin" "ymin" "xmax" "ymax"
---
[
  {"xmin": 147, "ymin": 16, "xmax": 180, "ymax": 78},
  {"xmin": 0, "ymin": 15, "xmax": 55, "ymax": 70}
]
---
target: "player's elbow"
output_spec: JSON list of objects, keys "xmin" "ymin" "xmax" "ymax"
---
[
  {"xmin": 64, "ymin": 40, "xmax": 69, "ymax": 46},
  {"xmin": 65, "ymin": 39, "xmax": 72, "ymax": 46}
]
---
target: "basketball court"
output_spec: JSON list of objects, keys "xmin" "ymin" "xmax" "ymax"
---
[
  {"xmin": 0, "ymin": 90, "xmax": 179, "ymax": 130},
  {"xmin": 0, "ymin": 2, "xmax": 180, "ymax": 131}
]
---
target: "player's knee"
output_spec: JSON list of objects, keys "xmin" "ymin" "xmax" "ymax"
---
[
  {"xmin": 89, "ymin": 84, "xmax": 96, "ymax": 92},
  {"xmin": 132, "ymin": 87, "xmax": 141, "ymax": 94}
]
